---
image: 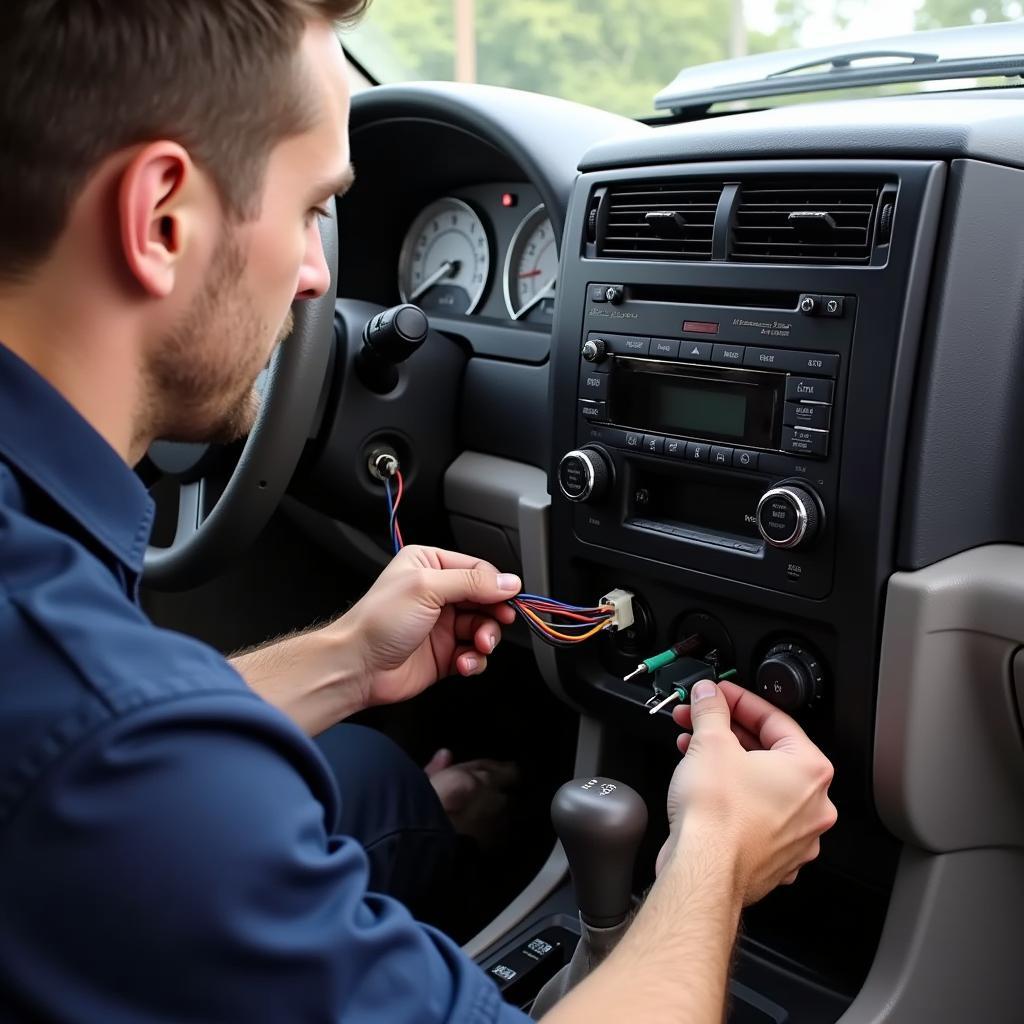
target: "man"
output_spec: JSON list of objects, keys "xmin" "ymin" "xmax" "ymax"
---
[{"xmin": 0, "ymin": 2, "xmax": 837, "ymax": 1021}]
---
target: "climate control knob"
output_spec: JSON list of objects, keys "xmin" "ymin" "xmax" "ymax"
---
[
  {"xmin": 558, "ymin": 446, "xmax": 611, "ymax": 503},
  {"xmin": 756, "ymin": 483, "xmax": 822, "ymax": 550},
  {"xmin": 755, "ymin": 643, "xmax": 825, "ymax": 713}
]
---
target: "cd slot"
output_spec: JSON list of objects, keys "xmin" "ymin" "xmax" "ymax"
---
[{"xmin": 626, "ymin": 283, "xmax": 800, "ymax": 310}]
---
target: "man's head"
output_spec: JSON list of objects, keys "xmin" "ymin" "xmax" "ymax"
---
[{"xmin": 0, "ymin": 1, "xmax": 361, "ymax": 455}]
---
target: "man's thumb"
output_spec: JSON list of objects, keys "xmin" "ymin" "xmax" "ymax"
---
[{"xmin": 689, "ymin": 680, "xmax": 732, "ymax": 738}]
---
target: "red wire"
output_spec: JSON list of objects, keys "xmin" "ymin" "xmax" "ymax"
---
[{"xmin": 391, "ymin": 470, "xmax": 405, "ymax": 550}]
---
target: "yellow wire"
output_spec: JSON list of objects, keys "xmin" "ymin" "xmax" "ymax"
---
[{"xmin": 518, "ymin": 604, "xmax": 613, "ymax": 642}]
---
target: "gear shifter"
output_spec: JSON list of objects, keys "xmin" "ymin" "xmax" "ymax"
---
[
  {"xmin": 531, "ymin": 777, "xmax": 648, "ymax": 1018},
  {"xmin": 552, "ymin": 776, "xmax": 648, "ymax": 926}
]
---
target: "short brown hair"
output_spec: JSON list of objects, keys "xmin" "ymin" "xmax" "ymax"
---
[{"xmin": 0, "ymin": 0, "xmax": 366, "ymax": 282}]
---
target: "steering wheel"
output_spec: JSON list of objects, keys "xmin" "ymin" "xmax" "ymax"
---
[{"xmin": 142, "ymin": 201, "xmax": 340, "ymax": 591}]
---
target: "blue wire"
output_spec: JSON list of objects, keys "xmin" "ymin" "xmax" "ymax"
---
[
  {"xmin": 384, "ymin": 477, "xmax": 398, "ymax": 554},
  {"xmin": 517, "ymin": 593, "xmax": 607, "ymax": 612}
]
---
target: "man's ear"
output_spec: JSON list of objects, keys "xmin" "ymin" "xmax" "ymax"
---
[{"xmin": 118, "ymin": 142, "xmax": 196, "ymax": 299}]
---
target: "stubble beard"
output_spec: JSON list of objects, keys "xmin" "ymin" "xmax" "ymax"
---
[{"xmin": 141, "ymin": 234, "xmax": 294, "ymax": 448}]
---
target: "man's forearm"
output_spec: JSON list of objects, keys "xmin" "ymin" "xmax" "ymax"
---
[
  {"xmin": 230, "ymin": 622, "xmax": 367, "ymax": 736},
  {"xmin": 542, "ymin": 834, "xmax": 741, "ymax": 1024}
]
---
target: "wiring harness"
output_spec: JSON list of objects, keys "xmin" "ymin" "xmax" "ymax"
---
[
  {"xmin": 379, "ymin": 466, "xmax": 628, "ymax": 648},
  {"xmin": 510, "ymin": 594, "xmax": 616, "ymax": 647}
]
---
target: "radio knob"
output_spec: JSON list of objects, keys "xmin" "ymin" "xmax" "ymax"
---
[
  {"xmin": 558, "ymin": 446, "xmax": 611, "ymax": 503},
  {"xmin": 756, "ymin": 483, "xmax": 822, "ymax": 550},
  {"xmin": 581, "ymin": 338, "xmax": 608, "ymax": 364},
  {"xmin": 755, "ymin": 643, "xmax": 825, "ymax": 712}
]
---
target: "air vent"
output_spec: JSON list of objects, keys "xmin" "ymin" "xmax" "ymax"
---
[
  {"xmin": 597, "ymin": 182, "xmax": 722, "ymax": 261},
  {"xmin": 729, "ymin": 182, "xmax": 882, "ymax": 264}
]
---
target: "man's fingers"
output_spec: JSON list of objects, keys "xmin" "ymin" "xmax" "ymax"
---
[
  {"xmin": 671, "ymin": 704, "xmax": 761, "ymax": 751},
  {"xmin": 453, "ymin": 612, "xmax": 502, "ymax": 653},
  {"xmin": 687, "ymin": 680, "xmax": 736, "ymax": 742},
  {"xmin": 717, "ymin": 681, "xmax": 815, "ymax": 753},
  {"xmin": 672, "ymin": 681, "xmax": 814, "ymax": 754},
  {"xmin": 424, "ymin": 748, "xmax": 454, "ymax": 776},
  {"xmin": 458, "ymin": 758, "xmax": 520, "ymax": 788},
  {"xmin": 676, "ymin": 732, "xmax": 691, "ymax": 756},
  {"xmin": 453, "ymin": 645, "xmax": 487, "ymax": 676},
  {"xmin": 414, "ymin": 565, "xmax": 522, "ymax": 612}
]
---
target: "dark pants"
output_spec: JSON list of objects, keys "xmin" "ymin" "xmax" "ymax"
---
[{"xmin": 315, "ymin": 723, "xmax": 460, "ymax": 924}]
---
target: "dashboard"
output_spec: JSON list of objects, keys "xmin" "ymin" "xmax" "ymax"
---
[{"xmin": 320, "ymin": 80, "xmax": 1024, "ymax": 1024}]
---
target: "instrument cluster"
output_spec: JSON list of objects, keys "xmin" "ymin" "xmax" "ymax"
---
[{"xmin": 396, "ymin": 183, "xmax": 557, "ymax": 325}]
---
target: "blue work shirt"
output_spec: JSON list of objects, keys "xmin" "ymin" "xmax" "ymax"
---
[{"xmin": 0, "ymin": 342, "xmax": 528, "ymax": 1023}]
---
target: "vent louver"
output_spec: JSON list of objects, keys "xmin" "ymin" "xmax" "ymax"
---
[
  {"xmin": 597, "ymin": 182, "xmax": 722, "ymax": 261},
  {"xmin": 729, "ymin": 182, "xmax": 881, "ymax": 264}
]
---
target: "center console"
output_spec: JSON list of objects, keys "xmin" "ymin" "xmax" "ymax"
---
[{"xmin": 542, "ymin": 159, "xmax": 946, "ymax": 1015}]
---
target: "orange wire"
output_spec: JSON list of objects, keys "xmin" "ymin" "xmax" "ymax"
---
[{"xmin": 517, "ymin": 603, "xmax": 612, "ymax": 642}]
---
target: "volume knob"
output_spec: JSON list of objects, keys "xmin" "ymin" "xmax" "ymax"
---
[
  {"xmin": 558, "ymin": 447, "xmax": 611, "ymax": 503},
  {"xmin": 756, "ymin": 483, "xmax": 822, "ymax": 550}
]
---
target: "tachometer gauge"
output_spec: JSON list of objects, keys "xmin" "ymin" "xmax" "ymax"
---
[
  {"xmin": 504, "ymin": 205, "xmax": 558, "ymax": 322},
  {"xmin": 398, "ymin": 197, "xmax": 490, "ymax": 315}
]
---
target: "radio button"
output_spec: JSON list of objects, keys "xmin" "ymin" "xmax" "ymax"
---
[
  {"xmin": 784, "ymin": 351, "xmax": 839, "ymax": 377},
  {"xmin": 785, "ymin": 377, "xmax": 834, "ymax": 403},
  {"xmin": 578, "ymin": 399, "xmax": 607, "ymax": 422},
  {"xmin": 578, "ymin": 367, "xmax": 609, "ymax": 401},
  {"xmin": 579, "ymin": 423, "xmax": 625, "ymax": 448},
  {"xmin": 782, "ymin": 426, "xmax": 829, "ymax": 457},
  {"xmin": 710, "ymin": 445, "xmax": 734, "ymax": 467},
  {"xmin": 604, "ymin": 334, "xmax": 651, "ymax": 357},
  {"xmin": 650, "ymin": 338, "xmax": 681, "ymax": 360},
  {"xmin": 784, "ymin": 403, "xmax": 831, "ymax": 430},
  {"xmin": 624, "ymin": 431, "xmax": 645, "ymax": 452},
  {"xmin": 712, "ymin": 344, "xmax": 745, "ymax": 366},
  {"xmin": 680, "ymin": 341, "xmax": 712, "ymax": 363},
  {"xmin": 686, "ymin": 442, "xmax": 711, "ymax": 463},
  {"xmin": 588, "ymin": 284, "xmax": 608, "ymax": 303},
  {"xmin": 743, "ymin": 347, "xmax": 786, "ymax": 370},
  {"xmin": 642, "ymin": 435, "xmax": 665, "ymax": 455},
  {"xmin": 664, "ymin": 438, "xmax": 687, "ymax": 459},
  {"xmin": 733, "ymin": 449, "xmax": 760, "ymax": 470}
]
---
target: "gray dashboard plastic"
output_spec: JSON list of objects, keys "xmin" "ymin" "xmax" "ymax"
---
[
  {"xmin": 581, "ymin": 91, "xmax": 1024, "ymax": 171},
  {"xmin": 875, "ymin": 544, "xmax": 1024, "ymax": 851}
]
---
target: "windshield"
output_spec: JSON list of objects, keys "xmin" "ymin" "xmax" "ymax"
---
[{"xmin": 343, "ymin": 1, "xmax": 1024, "ymax": 118}]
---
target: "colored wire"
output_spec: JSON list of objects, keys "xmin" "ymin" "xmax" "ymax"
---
[
  {"xmin": 383, "ymin": 477, "xmax": 398, "ymax": 554},
  {"xmin": 390, "ymin": 470, "xmax": 405, "ymax": 551},
  {"xmin": 510, "ymin": 593, "xmax": 615, "ymax": 647}
]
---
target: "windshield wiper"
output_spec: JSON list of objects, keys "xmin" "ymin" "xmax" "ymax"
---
[{"xmin": 655, "ymin": 22, "xmax": 1024, "ymax": 114}]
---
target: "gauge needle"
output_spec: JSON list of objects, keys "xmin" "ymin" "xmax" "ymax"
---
[
  {"xmin": 518, "ymin": 269, "xmax": 543, "ymax": 278},
  {"xmin": 409, "ymin": 260, "xmax": 460, "ymax": 302},
  {"xmin": 512, "ymin": 277, "xmax": 556, "ymax": 320}
]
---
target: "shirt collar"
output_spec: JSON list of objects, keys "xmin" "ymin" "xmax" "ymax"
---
[{"xmin": 0, "ymin": 341, "xmax": 154, "ymax": 575}]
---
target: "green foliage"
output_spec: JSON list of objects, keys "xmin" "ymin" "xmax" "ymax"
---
[
  {"xmin": 345, "ymin": 0, "xmax": 1023, "ymax": 117},
  {"xmin": 349, "ymin": 0, "xmax": 737, "ymax": 115},
  {"xmin": 915, "ymin": 0, "xmax": 1021, "ymax": 30}
]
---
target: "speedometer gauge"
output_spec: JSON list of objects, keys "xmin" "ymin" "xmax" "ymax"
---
[
  {"xmin": 504, "ymin": 205, "xmax": 558, "ymax": 322},
  {"xmin": 398, "ymin": 197, "xmax": 490, "ymax": 315}
]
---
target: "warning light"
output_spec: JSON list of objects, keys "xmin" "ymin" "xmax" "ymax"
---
[{"xmin": 501, "ymin": 192, "xmax": 518, "ymax": 208}]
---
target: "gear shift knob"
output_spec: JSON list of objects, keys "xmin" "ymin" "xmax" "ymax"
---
[{"xmin": 551, "ymin": 777, "xmax": 648, "ymax": 927}]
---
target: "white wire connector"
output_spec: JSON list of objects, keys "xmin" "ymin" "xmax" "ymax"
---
[{"xmin": 599, "ymin": 588, "xmax": 635, "ymax": 632}]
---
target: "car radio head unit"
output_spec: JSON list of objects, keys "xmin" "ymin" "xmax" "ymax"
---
[{"xmin": 561, "ymin": 284, "xmax": 852, "ymax": 598}]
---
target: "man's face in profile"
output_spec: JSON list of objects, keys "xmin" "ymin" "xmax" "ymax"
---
[{"xmin": 145, "ymin": 20, "xmax": 353, "ymax": 447}]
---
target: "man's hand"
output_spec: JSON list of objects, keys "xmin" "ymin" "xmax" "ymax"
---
[
  {"xmin": 424, "ymin": 748, "xmax": 519, "ymax": 848},
  {"xmin": 231, "ymin": 545, "xmax": 519, "ymax": 735},
  {"xmin": 333, "ymin": 545, "xmax": 521, "ymax": 709},
  {"xmin": 658, "ymin": 679, "xmax": 837, "ymax": 905}
]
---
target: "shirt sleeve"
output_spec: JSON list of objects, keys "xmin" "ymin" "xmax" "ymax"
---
[{"xmin": 0, "ymin": 692, "xmax": 532, "ymax": 1024}]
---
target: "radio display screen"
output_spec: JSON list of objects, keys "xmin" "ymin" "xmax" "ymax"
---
[
  {"xmin": 651, "ymin": 382, "xmax": 746, "ymax": 438},
  {"xmin": 612, "ymin": 363, "xmax": 779, "ymax": 448}
]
